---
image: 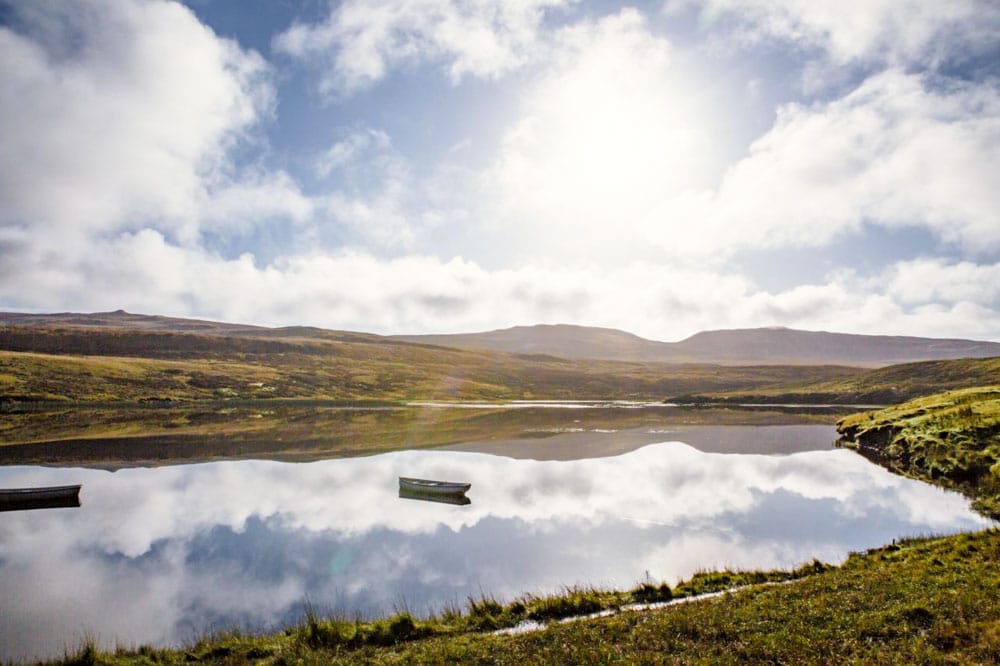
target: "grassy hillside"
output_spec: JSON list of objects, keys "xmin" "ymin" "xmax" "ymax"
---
[
  {"xmin": 673, "ymin": 327, "xmax": 1000, "ymax": 365},
  {"xmin": 8, "ymin": 310, "xmax": 1000, "ymax": 366},
  {"xmin": 0, "ymin": 328, "xmax": 861, "ymax": 405},
  {"xmin": 0, "ymin": 323, "xmax": 863, "ymax": 458},
  {"xmin": 395, "ymin": 323, "xmax": 1000, "ymax": 365},
  {"xmin": 671, "ymin": 356, "xmax": 1000, "ymax": 405},
  {"xmin": 393, "ymin": 323, "xmax": 669, "ymax": 361},
  {"xmin": 837, "ymin": 386, "xmax": 1000, "ymax": 518}
]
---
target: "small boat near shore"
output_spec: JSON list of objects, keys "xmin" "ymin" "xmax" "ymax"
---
[
  {"xmin": 399, "ymin": 486, "xmax": 472, "ymax": 506},
  {"xmin": 399, "ymin": 477, "xmax": 471, "ymax": 495},
  {"xmin": 398, "ymin": 477, "xmax": 471, "ymax": 505},
  {"xmin": 0, "ymin": 484, "xmax": 82, "ymax": 512}
]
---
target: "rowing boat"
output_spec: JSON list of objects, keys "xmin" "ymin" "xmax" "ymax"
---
[
  {"xmin": 399, "ymin": 486, "xmax": 472, "ymax": 506},
  {"xmin": 398, "ymin": 477, "xmax": 471, "ymax": 496},
  {"xmin": 0, "ymin": 484, "xmax": 82, "ymax": 512}
]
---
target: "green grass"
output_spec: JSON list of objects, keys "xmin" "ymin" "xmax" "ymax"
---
[
  {"xmin": 45, "ymin": 530, "xmax": 1000, "ymax": 664},
  {"xmin": 0, "ymin": 326, "xmax": 859, "ymax": 454},
  {"xmin": 837, "ymin": 385, "xmax": 1000, "ymax": 518},
  {"xmin": 0, "ymin": 326, "xmax": 861, "ymax": 405},
  {"xmin": 671, "ymin": 355, "xmax": 1000, "ymax": 405},
  {"xmin": 44, "ymin": 560, "xmax": 830, "ymax": 665}
]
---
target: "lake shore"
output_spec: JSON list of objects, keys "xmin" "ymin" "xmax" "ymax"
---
[
  {"xmin": 29, "ymin": 387, "xmax": 1000, "ymax": 665},
  {"xmin": 0, "ymin": 403, "xmax": 840, "ymax": 467},
  {"xmin": 48, "ymin": 529, "xmax": 1000, "ymax": 665}
]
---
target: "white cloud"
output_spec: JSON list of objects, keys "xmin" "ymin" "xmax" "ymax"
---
[
  {"xmin": 879, "ymin": 258, "xmax": 1000, "ymax": 307},
  {"xmin": 311, "ymin": 129, "xmax": 424, "ymax": 250},
  {"xmin": 274, "ymin": 0, "xmax": 569, "ymax": 96},
  {"xmin": 315, "ymin": 128, "xmax": 392, "ymax": 177},
  {"xmin": 668, "ymin": 0, "xmax": 1000, "ymax": 68},
  {"xmin": 665, "ymin": 70, "xmax": 1000, "ymax": 255},
  {"xmin": 445, "ymin": 39, "xmax": 999, "ymax": 263},
  {"xmin": 3, "ymin": 2, "xmax": 999, "ymax": 344},
  {"xmin": 199, "ymin": 171, "xmax": 315, "ymax": 231},
  {"xmin": 0, "ymin": 0, "xmax": 309, "ymax": 244},
  {"xmin": 319, "ymin": 190, "xmax": 417, "ymax": 250},
  {"xmin": 3, "ymin": 227, "xmax": 1000, "ymax": 340}
]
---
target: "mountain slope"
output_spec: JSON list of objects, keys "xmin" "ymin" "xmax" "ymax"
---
[
  {"xmin": 673, "ymin": 327, "xmax": 1000, "ymax": 365},
  {"xmin": 395, "ymin": 324, "xmax": 1000, "ymax": 366},
  {"xmin": 5, "ymin": 311, "xmax": 999, "ymax": 366},
  {"xmin": 668, "ymin": 356, "xmax": 1000, "ymax": 406},
  {"xmin": 0, "ymin": 309, "xmax": 383, "ymax": 343},
  {"xmin": 393, "ymin": 324, "xmax": 672, "ymax": 362},
  {"xmin": 0, "ymin": 311, "xmax": 864, "ymax": 405}
]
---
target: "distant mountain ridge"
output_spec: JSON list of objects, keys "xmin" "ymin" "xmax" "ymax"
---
[
  {"xmin": 0, "ymin": 309, "xmax": 384, "ymax": 343},
  {"xmin": 2, "ymin": 311, "xmax": 999, "ymax": 366},
  {"xmin": 392, "ymin": 324, "xmax": 1000, "ymax": 366}
]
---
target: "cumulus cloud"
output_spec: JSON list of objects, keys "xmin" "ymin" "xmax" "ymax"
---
[
  {"xmin": 2, "ymin": 2, "xmax": 999, "ymax": 342},
  {"xmin": 878, "ymin": 258, "xmax": 1000, "ymax": 307},
  {"xmin": 3, "ymin": 226, "xmax": 1000, "ymax": 340},
  {"xmin": 445, "ymin": 46, "xmax": 999, "ymax": 264},
  {"xmin": 0, "ymin": 0, "xmax": 306, "ymax": 244},
  {"xmin": 315, "ymin": 128, "xmax": 392, "ymax": 178},
  {"xmin": 199, "ymin": 171, "xmax": 315, "ymax": 232},
  {"xmin": 311, "ymin": 128, "xmax": 425, "ymax": 250},
  {"xmin": 663, "ymin": 70, "xmax": 1000, "ymax": 255},
  {"xmin": 274, "ymin": 0, "xmax": 569, "ymax": 96},
  {"xmin": 667, "ymin": 0, "xmax": 1000, "ymax": 68}
]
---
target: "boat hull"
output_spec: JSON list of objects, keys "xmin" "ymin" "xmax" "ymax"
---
[
  {"xmin": 398, "ymin": 487, "xmax": 472, "ymax": 506},
  {"xmin": 398, "ymin": 477, "xmax": 471, "ymax": 495},
  {"xmin": 0, "ymin": 484, "xmax": 82, "ymax": 512}
]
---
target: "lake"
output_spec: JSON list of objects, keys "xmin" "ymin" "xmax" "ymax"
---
[{"xmin": 0, "ymin": 421, "xmax": 991, "ymax": 662}]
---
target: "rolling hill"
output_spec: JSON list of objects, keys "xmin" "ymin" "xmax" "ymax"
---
[
  {"xmin": 6, "ymin": 311, "xmax": 998, "ymax": 366},
  {"xmin": 0, "ymin": 310, "xmax": 863, "ymax": 405},
  {"xmin": 3, "ymin": 310, "xmax": 1000, "ymax": 459},
  {"xmin": 394, "ymin": 324, "xmax": 1000, "ymax": 366}
]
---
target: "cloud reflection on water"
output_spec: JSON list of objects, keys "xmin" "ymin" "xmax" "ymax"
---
[{"xmin": 0, "ymin": 441, "xmax": 991, "ymax": 662}]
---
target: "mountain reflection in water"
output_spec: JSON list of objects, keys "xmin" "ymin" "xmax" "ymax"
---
[{"xmin": 0, "ymin": 440, "xmax": 991, "ymax": 662}]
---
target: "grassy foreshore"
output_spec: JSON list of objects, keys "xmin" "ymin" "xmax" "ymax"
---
[
  {"xmin": 41, "ymin": 387, "xmax": 1000, "ymax": 665},
  {"xmin": 837, "ymin": 385, "xmax": 1000, "ymax": 518},
  {"xmin": 49, "ymin": 530, "xmax": 1000, "ymax": 665},
  {"xmin": 671, "ymin": 356, "xmax": 1000, "ymax": 406}
]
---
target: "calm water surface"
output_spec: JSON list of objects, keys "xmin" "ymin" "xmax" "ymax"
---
[{"xmin": 0, "ymin": 426, "xmax": 991, "ymax": 662}]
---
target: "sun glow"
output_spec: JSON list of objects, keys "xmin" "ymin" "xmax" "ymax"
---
[{"xmin": 491, "ymin": 11, "xmax": 722, "ymax": 256}]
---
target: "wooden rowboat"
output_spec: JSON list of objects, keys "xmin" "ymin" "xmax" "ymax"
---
[
  {"xmin": 399, "ymin": 486, "xmax": 472, "ymax": 506},
  {"xmin": 399, "ymin": 477, "xmax": 471, "ymax": 496},
  {"xmin": 0, "ymin": 484, "xmax": 82, "ymax": 512}
]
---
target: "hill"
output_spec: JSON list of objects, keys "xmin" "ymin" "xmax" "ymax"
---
[
  {"xmin": 393, "ymin": 324, "xmax": 669, "ymax": 362},
  {"xmin": 0, "ymin": 311, "xmax": 864, "ymax": 456},
  {"xmin": 394, "ymin": 324, "xmax": 1000, "ymax": 366},
  {"xmin": 0, "ymin": 309, "xmax": 385, "ymax": 344},
  {"xmin": 0, "ymin": 311, "xmax": 861, "ymax": 407},
  {"xmin": 669, "ymin": 356, "xmax": 1000, "ymax": 406},
  {"xmin": 6, "ymin": 311, "xmax": 999, "ymax": 366},
  {"xmin": 3, "ymin": 311, "xmax": 998, "ymax": 412}
]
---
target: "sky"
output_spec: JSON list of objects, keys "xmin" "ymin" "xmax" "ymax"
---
[{"xmin": 0, "ymin": 0, "xmax": 998, "ymax": 341}]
